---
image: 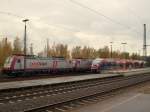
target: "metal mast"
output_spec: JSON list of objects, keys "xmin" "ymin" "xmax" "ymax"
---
[
  {"xmin": 22, "ymin": 19, "xmax": 29, "ymax": 74},
  {"xmin": 143, "ymin": 24, "xmax": 147, "ymax": 57},
  {"xmin": 110, "ymin": 42, "xmax": 113, "ymax": 58},
  {"xmin": 47, "ymin": 38, "xmax": 49, "ymax": 57},
  {"xmin": 121, "ymin": 42, "xmax": 127, "ymax": 59}
]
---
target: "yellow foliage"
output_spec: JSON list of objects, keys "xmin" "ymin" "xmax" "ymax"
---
[
  {"xmin": 0, "ymin": 37, "xmax": 23, "ymax": 67},
  {"xmin": 0, "ymin": 38, "xmax": 12, "ymax": 66}
]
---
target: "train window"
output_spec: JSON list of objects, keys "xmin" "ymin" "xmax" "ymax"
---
[{"xmin": 17, "ymin": 59, "xmax": 21, "ymax": 63}]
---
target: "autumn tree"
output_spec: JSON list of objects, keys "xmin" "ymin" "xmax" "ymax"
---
[
  {"xmin": 130, "ymin": 53, "xmax": 141, "ymax": 60},
  {"xmin": 39, "ymin": 43, "xmax": 143, "ymax": 60},
  {"xmin": 0, "ymin": 38, "xmax": 12, "ymax": 66},
  {"xmin": 71, "ymin": 46, "xmax": 82, "ymax": 58},
  {"xmin": 47, "ymin": 43, "xmax": 70, "ymax": 59},
  {"xmin": 71, "ymin": 46, "xmax": 97, "ymax": 59},
  {"xmin": 0, "ymin": 42, "xmax": 2, "ymax": 66},
  {"xmin": 81, "ymin": 46, "xmax": 97, "ymax": 58},
  {"xmin": 120, "ymin": 52, "xmax": 130, "ymax": 59},
  {"xmin": 112, "ymin": 51, "xmax": 121, "ymax": 58},
  {"xmin": 97, "ymin": 46, "xmax": 110, "ymax": 58},
  {"xmin": 55, "ymin": 44, "xmax": 70, "ymax": 58}
]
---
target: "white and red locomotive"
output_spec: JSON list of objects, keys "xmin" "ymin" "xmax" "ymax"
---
[
  {"xmin": 91, "ymin": 58, "xmax": 145, "ymax": 73},
  {"xmin": 2, "ymin": 54, "xmax": 92, "ymax": 75}
]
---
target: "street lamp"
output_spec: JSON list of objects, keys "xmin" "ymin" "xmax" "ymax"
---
[
  {"xmin": 22, "ymin": 19, "xmax": 29, "ymax": 74},
  {"xmin": 110, "ymin": 42, "xmax": 113, "ymax": 58}
]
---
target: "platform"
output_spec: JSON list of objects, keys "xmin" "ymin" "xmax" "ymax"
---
[
  {"xmin": 0, "ymin": 67, "xmax": 149, "ymax": 91},
  {"xmin": 71, "ymin": 82, "xmax": 150, "ymax": 112},
  {"xmin": 0, "ymin": 73, "xmax": 122, "ymax": 91},
  {"xmin": 122, "ymin": 67, "xmax": 150, "ymax": 76},
  {"xmin": 109, "ymin": 67, "xmax": 150, "ymax": 76},
  {"xmin": 72, "ymin": 94, "xmax": 150, "ymax": 112},
  {"xmin": 105, "ymin": 93, "xmax": 150, "ymax": 112}
]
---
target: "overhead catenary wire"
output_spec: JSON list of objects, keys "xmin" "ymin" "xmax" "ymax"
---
[
  {"xmin": 69, "ymin": 0, "xmax": 130, "ymax": 28},
  {"xmin": 69, "ymin": 0, "xmax": 141, "ymax": 34},
  {"xmin": 0, "ymin": 7, "xmax": 144, "ymax": 53},
  {"xmin": 0, "ymin": 1, "xmax": 144, "ymax": 34},
  {"xmin": 0, "ymin": 8, "xmax": 141, "ymax": 35},
  {"xmin": 101, "ymin": 0, "xmax": 144, "ymax": 33},
  {"xmin": 0, "ymin": 11, "xmax": 26, "ymax": 39},
  {"xmin": 0, "ymin": 10, "xmax": 81, "ymax": 53},
  {"xmin": 31, "ymin": 20, "xmax": 79, "ymax": 32},
  {"xmin": 0, "ymin": 11, "xmax": 80, "ymax": 39},
  {"xmin": 94, "ymin": 0, "xmax": 143, "ymax": 27},
  {"xmin": 0, "ymin": 11, "xmax": 25, "ymax": 19},
  {"xmin": 123, "ymin": 5, "xmax": 143, "ymax": 25}
]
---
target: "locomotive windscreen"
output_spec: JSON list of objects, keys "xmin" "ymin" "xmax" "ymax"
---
[{"xmin": 4, "ymin": 56, "xmax": 13, "ymax": 68}]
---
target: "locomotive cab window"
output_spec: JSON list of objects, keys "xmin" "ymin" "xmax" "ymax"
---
[{"xmin": 5, "ymin": 56, "xmax": 12, "ymax": 64}]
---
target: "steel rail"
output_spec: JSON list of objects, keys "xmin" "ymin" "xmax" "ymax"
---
[
  {"xmin": 23, "ymin": 74, "xmax": 150, "ymax": 112},
  {"xmin": 0, "ymin": 74, "xmax": 150, "ymax": 112},
  {"xmin": 0, "ymin": 76, "xmax": 123, "ymax": 103}
]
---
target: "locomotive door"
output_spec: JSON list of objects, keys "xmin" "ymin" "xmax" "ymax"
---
[
  {"xmin": 53, "ymin": 60, "xmax": 58, "ymax": 72},
  {"xmin": 16, "ymin": 59, "xmax": 22, "ymax": 70},
  {"xmin": 75, "ymin": 60, "xmax": 80, "ymax": 71}
]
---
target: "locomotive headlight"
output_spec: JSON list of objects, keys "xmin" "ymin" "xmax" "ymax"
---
[{"xmin": 91, "ymin": 64, "xmax": 99, "ymax": 68}]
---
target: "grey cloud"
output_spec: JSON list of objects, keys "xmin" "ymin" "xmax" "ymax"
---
[{"xmin": 0, "ymin": 0, "xmax": 149, "ymax": 54}]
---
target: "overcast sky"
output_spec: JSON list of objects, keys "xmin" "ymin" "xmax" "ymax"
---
[{"xmin": 0, "ymin": 0, "xmax": 150, "ymax": 55}]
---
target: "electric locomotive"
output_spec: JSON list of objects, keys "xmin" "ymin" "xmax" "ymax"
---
[
  {"xmin": 2, "ymin": 54, "xmax": 93, "ymax": 76},
  {"xmin": 91, "ymin": 58, "xmax": 145, "ymax": 73}
]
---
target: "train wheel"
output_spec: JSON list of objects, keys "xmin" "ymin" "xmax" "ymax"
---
[{"xmin": 96, "ymin": 69, "xmax": 101, "ymax": 74}]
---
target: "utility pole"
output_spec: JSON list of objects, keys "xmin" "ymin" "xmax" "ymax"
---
[
  {"xmin": 143, "ymin": 24, "xmax": 147, "ymax": 58},
  {"xmin": 110, "ymin": 42, "xmax": 113, "ymax": 58},
  {"xmin": 23, "ymin": 19, "xmax": 29, "ymax": 74}
]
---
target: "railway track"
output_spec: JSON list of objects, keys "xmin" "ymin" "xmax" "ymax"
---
[
  {"xmin": 0, "ymin": 74, "xmax": 150, "ymax": 112},
  {"xmin": 0, "ymin": 76, "xmax": 121, "ymax": 104},
  {"xmin": 24, "ymin": 74, "xmax": 150, "ymax": 112},
  {"xmin": 26, "ymin": 80, "xmax": 150, "ymax": 112}
]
